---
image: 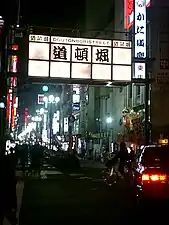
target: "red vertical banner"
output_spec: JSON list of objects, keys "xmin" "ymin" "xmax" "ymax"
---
[
  {"xmin": 6, "ymin": 88, "xmax": 11, "ymax": 124},
  {"xmin": 6, "ymin": 77, "xmax": 18, "ymax": 130},
  {"xmin": 124, "ymin": 0, "xmax": 151, "ymax": 30},
  {"xmin": 124, "ymin": 0, "xmax": 134, "ymax": 29},
  {"xmin": 11, "ymin": 96, "xmax": 17, "ymax": 130},
  {"xmin": 8, "ymin": 88, "xmax": 13, "ymax": 128}
]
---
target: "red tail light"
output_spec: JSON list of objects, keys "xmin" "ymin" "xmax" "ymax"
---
[{"xmin": 142, "ymin": 174, "xmax": 167, "ymax": 182}]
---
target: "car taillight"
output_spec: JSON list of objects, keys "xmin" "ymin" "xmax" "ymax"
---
[{"xmin": 142, "ymin": 174, "xmax": 167, "ymax": 182}]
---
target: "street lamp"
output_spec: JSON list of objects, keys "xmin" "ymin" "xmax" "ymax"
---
[
  {"xmin": 55, "ymin": 96, "xmax": 60, "ymax": 103},
  {"xmin": 39, "ymin": 108, "xmax": 45, "ymax": 115},
  {"xmin": 32, "ymin": 116, "xmax": 42, "ymax": 122},
  {"xmin": 48, "ymin": 95, "xmax": 55, "ymax": 103},
  {"xmin": 106, "ymin": 116, "xmax": 113, "ymax": 124}
]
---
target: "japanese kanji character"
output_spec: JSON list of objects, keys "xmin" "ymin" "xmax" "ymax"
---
[
  {"xmin": 74, "ymin": 47, "xmax": 88, "ymax": 61},
  {"xmin": 114, "ymin": 41, "xmax": 118, "ymax": 47},
  {"xmin": 120, "ymin": 41, "xmax": 125, "ymax": 47},
  {"xmin": 137, "ymin": 39, "xmax": 145, "ymax": 47},
  {"xmin": 30, "ymin": 35, "xmax": 35, "ymax": 41},
  {"xmin": 44, "ymin": 36, "xmax": 49, "ymax": 42},
  {"xmin": 96, "ymin": 49, "xmax": 109, "ymax": 62},
  {"xmin": 126, "ymin": 42, "xmax": 130, "ymax": 48},
  {"xmin": 138, "ymin": 65, "xmax": 144, "ymax": 71},
  {"xmin": 136, "ymin": 26, "xmax": 144, "ymax": 34},
  {"xmin": 137, "ymin": 52, "xmax": 145, "ymax": 58},
  {"xmin": 137, "ymin": 13, "xmax": 145, "ymax": 21},
  {"xmin": 37, "ymin": 36, "xmax": 42, "ymax": 41},
  {"xmin": 53, "ymin": 46, "xmax": 67, "ymax": 60}
]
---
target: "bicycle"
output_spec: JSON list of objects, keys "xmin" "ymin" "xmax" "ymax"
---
[{"xmin": 102, "ymin": 163, "xmax": 121, "ymax": 186}]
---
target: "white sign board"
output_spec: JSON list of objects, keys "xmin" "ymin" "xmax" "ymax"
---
[
  {"xmin": 134, "ymin": 63, "xmax": 146, "ymax": 79},
  {"xmin": 134, "ymin": 0, "xmax": 146, "ymax": 58},
  {"xmin": 28, "ymin": 35, "xmax": 132, "ymax": 82},
  {"xmin": 134, "ymin": 0, "xmax": 146, "ymax": 80}
]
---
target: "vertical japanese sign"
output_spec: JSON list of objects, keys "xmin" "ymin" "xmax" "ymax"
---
[{"xmin": 134, "ymin": 0, "xmax": 147, "ymax": 79}]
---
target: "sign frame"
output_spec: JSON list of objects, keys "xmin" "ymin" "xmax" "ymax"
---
[{"xmin": 28, "ymin": 35, "xmax": 132, "ymax": 82}]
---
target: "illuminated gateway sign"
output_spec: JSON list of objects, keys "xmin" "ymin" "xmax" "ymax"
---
[{"xmin": 28, "ymin": 34, "xmax": 132, "ymax": 82}]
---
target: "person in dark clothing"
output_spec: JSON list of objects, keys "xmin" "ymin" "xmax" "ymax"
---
[
  {"xmin": 128, "ymin": 148, "xmax": 135, "ymax": 176},
  {"xmin": 118, "ymin": 142, "xmax": 128, "ymax": 175},
  {"xmin": 20, "ymin": 144, "xmax": 28, "ymax": 175},
  {"xmin": 30, "ymin": 144, "xmax": 44, "ymax": 177},
  {"xmin": 0, "ymin": 154, "xmax": 17, "ymax": 225}
]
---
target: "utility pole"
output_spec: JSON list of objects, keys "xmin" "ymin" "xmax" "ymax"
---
[
  {"xmin": 144, "ymin": 60, "xmax": 149, "ymax": 145},
  {"xmin": 145, "ymin": 58, "xmax": 153, "ymax": 145},
  {"xmin": 49, "ymin": 103, "xmax": 53, "ymax": 149}
]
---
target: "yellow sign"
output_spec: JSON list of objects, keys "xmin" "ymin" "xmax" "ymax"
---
[{"xmin": 158, "ymin": 139, "xmax": 168, "ymax": 145}]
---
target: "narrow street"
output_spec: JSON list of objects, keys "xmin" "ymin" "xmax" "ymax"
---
[{"xmin": 18, "ymin": 166, "xmax": 168, "ymax": 225}]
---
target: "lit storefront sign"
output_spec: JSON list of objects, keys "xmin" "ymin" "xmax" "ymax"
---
[
  {"xmin": 28, "ymin": 35, "xmax": 132, "ymax": 82},
  {"xmin": 12, "ymin": 96, "xmax": 18, "ymax": 130},
  {"xmin": 134, "ymin": 0, "xmax": 146, "ymax": 59},
  {"xmin": 38, "ymin": 94, "xmax": 45, "ymax": 104},
  {"xmin": 134, "ymin": 0, "xmax": 147, "ymax": 79},
  {"xmin": 9, "ymin": 45, "xmax": 19, "ymax": 73},
  {"xmin": 72, "ymin": 85, "xmax": 80, "ymax": 111},
  {"xmin": 52, "ymin": 111, "xmax": 60, "ymax": 134},
  {"xmin": 134, "ymin": 62, "xmax": 145, "ymax": 79},
  {"xmin": 64, "ymin": 118, "xmax": 68, "ymax": 132},
  {"xmin": 6, "ymin": 88, "xmax": 13, "ymax": 128},
  {"xmin": 124, "ymin": 0, "xmax": 150, "ymax": 30},
  {"xmin": 6, "ymin": 77, "xmax": 18, "ymax": 130}
]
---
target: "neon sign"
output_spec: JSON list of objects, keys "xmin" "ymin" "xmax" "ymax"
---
[{"xmin": 124, "ymin": 0, "xmax": 150, "ymax": 29}]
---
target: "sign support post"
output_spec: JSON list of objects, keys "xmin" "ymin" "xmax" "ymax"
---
[{"xmin": 145, "ymin": 62, "xmax": 150, "ymax": 145}]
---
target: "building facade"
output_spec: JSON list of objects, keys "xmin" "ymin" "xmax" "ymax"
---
[{"xmin": 80, "ymin": 0, "xmax": 169, "ymax": 150}]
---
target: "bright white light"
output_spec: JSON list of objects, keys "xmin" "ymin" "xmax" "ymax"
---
[
  {"xmin": 43, "ymin": 96, "xmax": 48, "ymax": 102},
  {"xmin": 55, "ymin": 97, "xmax": 60, "ymax": 103},
  {"xmin": 32, "ymin": 116, "xmax": 42, "ymax": 122},
  {"xmin": 40, "ymin": 108, "xmax": 45, "ymax": 115},
  {"xmin": 0, "ymin": 102, "xmax": 5, "ymax": 108},
  {"xmin": 48, "ymin": 95, "xmax": 55, "ymax": 103},
  {"xmin": 106, "ymin": 81, "xmax": 112, "ymax": 87},
  {"xmin": 106, "ymin": 117, "xmax": 113, "ymax": 124},
  {"xmin": 18, "ymin": 122, "xmax": 36, "ymax": 140}
]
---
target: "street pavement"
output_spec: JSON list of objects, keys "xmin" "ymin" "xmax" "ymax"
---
[
  {"xmin": 80, "ymin": 159, "xmax": 105, "ymax": 169},
  {"xmin": 3, "ymin": 181, "xmax": 24, "ymax": 225},
  {"xmin": 18, "ymin": 165, "xmax": 169, "ymax": 225}
]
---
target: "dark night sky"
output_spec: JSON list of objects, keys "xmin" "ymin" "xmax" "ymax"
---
[
  {"xmin": 22, "ymin": 0, "xmax": 85, "ymax": 27},
  {"xmin": 2, "ymin": 0, "xmax": 85, "ymax": 116},
  {"xmin": 2, "ymin": 0, "xmax": 85, "ymax": 28}
]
